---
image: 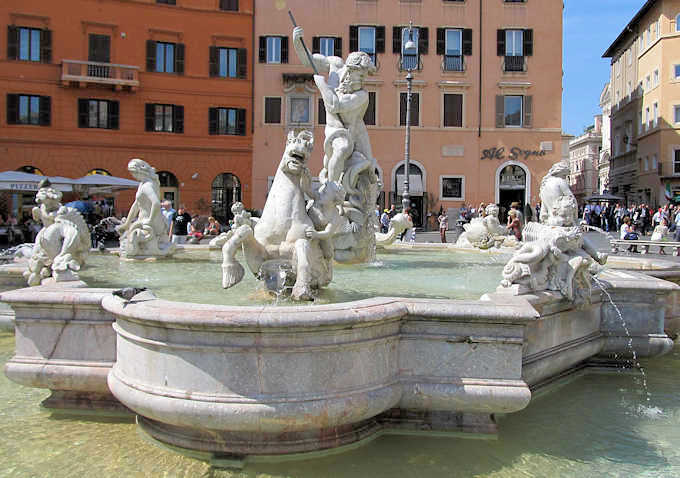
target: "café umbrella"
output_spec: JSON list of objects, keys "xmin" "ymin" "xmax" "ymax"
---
[{"xmin": 0, "ymin": 171, "xmax": 76, "ymax": 192}]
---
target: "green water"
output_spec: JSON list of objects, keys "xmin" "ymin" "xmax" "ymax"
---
[
  {"xmin": 77, "ymin": 249, "xmax": 510, "ymax": 305},
  {"xmin": 2, "ymin": 331, "xmax": 680, "ymax": 477}
]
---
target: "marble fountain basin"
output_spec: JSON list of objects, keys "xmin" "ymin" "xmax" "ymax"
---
[{"xmin": 1, "ymin": 246, "xmax": 678, "ymax": 461}]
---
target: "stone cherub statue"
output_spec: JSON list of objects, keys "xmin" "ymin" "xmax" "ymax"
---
[
  {"xmin": 456, "ymin": 204, "xmax": 510, "ymax": 249},
  {"xmin": 116, "ymin": 159, "xmax": 175, "ymax": 259},
  {"xmin": 498, "ymin": 163, "xmax": 608, "ymax": 305},
  {"xmin": 24, "ymin": 179, "xmax": 91, "ymax": 286},
  {"xmin": 375, "ymin": 212, "xmax": 413, "ymax": 247},
  {"xmin": 221, "ymin": 130, "xmax": 341, "ymax": 301},
  {"xmin": 292, "ymin": 26, "xmax": 380, "ymax": 263}
]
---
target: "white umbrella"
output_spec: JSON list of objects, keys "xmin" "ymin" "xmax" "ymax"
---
[
  {"xmin": 0, "ymin": 171, "xmax": 76, "ymax": 192},
  {"xmin": 73, "ymin": 174, "xmax": 139, "ymax": 194}
]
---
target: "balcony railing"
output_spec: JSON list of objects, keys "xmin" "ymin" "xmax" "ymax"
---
[
  {"xmin": 399, "ymin": 54, "xmax": 420, "ymax": 71},
  {"xmin": 442, "ymin": 54, "xmax": 464, "ymax": 72},
  {"xmin": 503, "ymin": 55, "xmax": 525, "ymax": 72},
  {"xmin": 61, "ymin": 60, "xmax": 140, "ymax": 89}
]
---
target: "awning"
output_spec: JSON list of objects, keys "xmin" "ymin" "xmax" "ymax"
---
[
  {"xmin": 395, "ymin": 175, "xmax": 424, "ymax": 196},
  {"xmin": 73, "ymin": 174, "xmax": 139, "ymax": 194},
  {"xmin": 0, "ymin": 171, "xmax": 76, "ymax": 192},
  {"xmin": 584, "ymin": 193, "xmax": 624, "ymax": 202}
]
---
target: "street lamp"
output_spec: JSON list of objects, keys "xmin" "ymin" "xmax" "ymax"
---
[{"xmin": 401, "ymin": 21, "xmax": 416, "ymax": 214}]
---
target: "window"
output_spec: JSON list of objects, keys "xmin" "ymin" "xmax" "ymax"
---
[
  {"xmin": 349, "ymin": 26, "xmax": 385, "ymax": 65},
  {"xmin": 393, "ymin": 26, "xmax": 428, "ymax": 71},
  {"xmin": 6, "ymin": 94, "xmax": 50, "ymax": 126},
  {"xmin": 146, "ymin": 40, "xmax": 184, "ymax": 74},
  {"xmin": 312, "ymin": 37, "xmax": 342, "ymax": 57},
  {"xmin": 674, "ymin": 149, "xmax": 680, "ymax": 175},
  {"xmin": 654, "ymin": 69, "xmax": 659, "ymax": 86},
  {"xmin": 646, "ymin": 75, "xmax": 651, "ymax": 90},
  {"xmin": 210, "ymin": 47, "xmax": 246, "ymax": 78},
  {"xmin": 399, "ymin": 92, "xmax": 420, "ymax": 126},
  {"xmin": 495, "ymin": 95, "xmax": 532, "ymax": 128},
  {"xmin": 219, "ymin": 0, "xmax": 238, "ymax": 11},
  {"xmin": 652, "ymin": 155, "xmax": 657, "ymax": 171},
  {"xmin": 644, "ymin": 157, "xmax": 649, "ymax": 171},
  {"xmin": 156, "ymin": 0, "xmax": 176, "ymax": 4},
  {"xmin": 677, "ymin": 14, "xmax": 680, "ymax": 32},
  {"xmin": 437, "ymin": 28, "xmax": 471, "ymax": 72},
  {"xmin": 657, "ymin": 19, "xmax": 661, "ymax": 38},
  {"xmin": 364, "ymin": 91, "xmax": 376, "ymax": 126},
  {"xmin": 639, "ymin": 111, "xmax": 644, "ymax": 133},
  {"xmin": 258, "ymin": 36, "xmax": 288, "ymax": 64},
  {"xmin": 209, "ymin": 107, "xmax": 246, "ymax": 135},
  {"xmin": 440, "ymin": 176, "xmax": 464, "ymax": 201},
  {"xmin": 646, "ymin": 27, "xmax": 651, "ymax": 46},
  {"xmin": 78, "ymin": 99, "xmax": 119, "ymax": 129},
  {"xmin": 627, "ymin": 49, "xmax": 632, "ymax": 65},
  {"xmin": 675, "ymin": 105, "xmax": 680, "ymax": 124},
  {"xmin": 264, "ymin": 97, "xmax": 282, "ymax": 124},
  {"xmin": 145, "ymin": 104, "xmax": 183, "ymax": 133},
  {"xmin": 289, "ymin": 96, "xmax": 311, "ymax": 124},
  {"xmin": 646, "ymin": 107, "xmax": 651, "ymax": 129},
  {"xmin": 498, "ymin": 29, "xmax": 532, "ymax": 72},
  {"xmin": 443, "ymin": 93, "xmax": 463, "ymax": 127},
  {"xmin": 7, "ymin": 26, "xmax": 51, "ymax": 63},
  {"xmin": 654, "ymin": 102, "xmax": 658, "ymax": 127},
  {"xmin": 675, "ymin": 64, "xmax": 680, "ymax": 79}
]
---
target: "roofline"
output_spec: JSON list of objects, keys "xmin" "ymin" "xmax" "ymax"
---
[{"xmin": 602, "ymin": 0, "xmax": 657, "ymax": 58}]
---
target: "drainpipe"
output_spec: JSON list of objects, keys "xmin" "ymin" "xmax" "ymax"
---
[{"xmin": 478, "ymin": 0, "xmax": 482, "ymax": 138}]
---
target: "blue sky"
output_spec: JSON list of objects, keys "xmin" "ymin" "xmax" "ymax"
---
[{"xmin": 562, "ymin": 0, "xmax": 645, "ymax": 135}]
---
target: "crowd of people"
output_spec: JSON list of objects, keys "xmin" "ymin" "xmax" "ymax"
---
[{"xmin": 160, "ymin": 200, "xmax": 224, "ymax": 245}]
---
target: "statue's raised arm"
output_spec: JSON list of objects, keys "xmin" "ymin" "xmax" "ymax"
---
[{"xmin": 292, "ymin": 26, "xmax": 335, "ymax": 75}]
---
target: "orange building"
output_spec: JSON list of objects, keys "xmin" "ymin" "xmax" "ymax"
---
[
  {"xmin": 253, "ymin": 0, "xmax": 563, "ymax": 227},
  {"xmin": 1, "ymin": 0, "xmax": 252, "ymax": 223}
]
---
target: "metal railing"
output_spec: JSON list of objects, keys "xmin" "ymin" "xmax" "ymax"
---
[
  {"xmin": 399, "ymin": 54, "xmax": 420, "ymax": 71},
  {"xmin": 442, "ymin": 55, "xmax": 464, "ymax": 72},
  {"xmin": 61, "ymin": 60, "xmax": 140, "ymax": 88},
  {"xmin": 503, "ymin": 55, "xmax": 525, "ymax": 72}
]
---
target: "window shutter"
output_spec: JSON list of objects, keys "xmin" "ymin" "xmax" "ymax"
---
[
  {"xmin": 108, "ymin": 101, "xmax": 119, "ymax": 130},
  {"xmin": 400, "ymin": 92, "xmax": 407, "ymax": 126},
  {"xmin": 523, "ymin": 29, "xmax": 533, "ymax": 56},
  {"xmin": 364, "ymin": 91, "xmax": 376, "ymax": 126},
  {"xmin": 419, "ymin": 27, "xmax": 428, "ymax": 55},
  {"xmin": 265, "ymin": 98, "xmax": 281, "ymax": 124},
  {"xmin": 209, "ymin": 107, "xmax": 218, "ymax": 134},
  {"xmin": 209, "ymin": 46, "xmax": 218, "ymax": 77},
  {"xmin": 393, "ymin": 27, "xmax": 402, "ymax": 54},
  {"xmin": 237, "ymin": 48, "xmax": 247, "ymax": 78},
  {"xmin": 146, "ymin": 40, "xmax": 157, "ymax": 71},
  {"xmin": 463, "ymin": 29, "xmax": 473, "ymax": 56},
  {"xmin": 78, "ymin": 99, "xmax": 89, "ymax": 128},
  {"xmin": 444, "ymin": 94, "xmax": 462, "ymax": 127},
  {"xmin": 237, "ymin": 108, "xmax": 246, "ymax": 135},
  {"xmin": 6, "ymin": 94, "xmax": 18, "ymax": 124},
  {"xmin": 7, "ymin": 26, "xmax": 18, "ymax": 60},
  {"xmin": 145, "ymin": 104, "xmax": 155, "ymax": 131},
  {"xmin": 174, "ymin": 105, "xmax": 184, "ymax": 133},
  {"xmin": 312, "ymin": 37, "xmax": 320, "ymax": 54},
  {"xmin": 375, "ymin": 26, "xmax": 385, "ymax": 53},
  {"xmin": 349, "ymin": 26, "xmax": 358, "ymax": 52},
  {"xmin": 175, "ymin": 43, "xmax": 185, "ymax": 74},
  {"xmin": 280, "ymin": 37, "xmax": 289, "ymax": 63},
  {"xmin": 39, "ymin": 96, "xmax": 51, "ymax": 126},
  {"xmin": 334, "ymin": 37, "xmax": 342, "ymax": 57},
  {"xmin": 436, "ymin": 28, "xmax": 445, "ymax": 56},
  {"xmin": 411, "ymin": 93, "xmax": 419, "ymax": 126},
  {"xmin": 523, "ymin": 95, "xmax": 532, "ymax": 128},
  {"xmin": 497, "ymin": 29, "xmax": 505, "ymax": 56},
  {"xmin": 258, "ymin": 37, "xmax": 266, "ymax": 63},
  {"xmin": 495, "ymin": 95, "xmax": 505, "ymax": 128},
  {"xmin": 317, "ymin": 98, "xmax": 326, "ymax": 125},
  {"xmin": 40, "ymin": 29, "xmax": 52, "ymax": 63}
]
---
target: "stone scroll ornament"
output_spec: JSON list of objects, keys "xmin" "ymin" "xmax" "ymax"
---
[
  {"xmin": 220, "ymin": 130, "xmax": 347, "ymax": 301},
  {"xmin": 292, "ymin": 25, "xmax": 380, "ymax": 264},
  {"xmin": 116, "ymin": 159, "xmax": 175, "ymax": 259},
  {"xmin": 24, "ymin": 179, "xmax": 91, "ymax": 286},
  {"xmin": 498, "ymin": 161, "xmax": 608, "ymax": 305}
]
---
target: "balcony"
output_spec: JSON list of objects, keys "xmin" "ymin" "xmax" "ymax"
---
[
  {"xmin": 442, "ymin": 55, "xmax": 464, "ymax": 72},
  {"xmin": 503, "ymin": 55, "xmax": 525, "ymax": 72},
  {"xmin": 399, "ymin": 54, "xmax": 421, "ymax": 71},
  {"xmin": 61, "ymin": 60, "xmax": 140, "ymax": 90}
]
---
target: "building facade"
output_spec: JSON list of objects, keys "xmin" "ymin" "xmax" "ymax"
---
[
  {"xmin": 603, "ymin": 0, "xmax": 680, "ymax": 207},
  {"xmin": 598, "ymin": 82, "xmax": 612, "ymax": 194},
  {"xmin": 252, "ymin": 0, "xmax": 563, "ymax": 228},
  {"xmin": 1, "ymin": 0, "xmax": 253, "ymax": 223},
  {"xmin": 568, "ymin": 117, "xmax": 602, "ymax": 206}
]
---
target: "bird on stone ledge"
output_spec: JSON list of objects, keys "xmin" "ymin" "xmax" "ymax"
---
[{"xmin": 112, "ymin": 287, "xmax": 148, "ymax": 302}]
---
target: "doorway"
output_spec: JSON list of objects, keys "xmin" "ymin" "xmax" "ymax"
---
[
  {"xmin": 211, "ymin": 173, "xmax": 241, "ymax": 225},
  {"xmin": 497, "ymin": 164, "xmax": 527, "ymax": 223},
  {"xmin": 88, "ymin": 34, "xmax": 111, "ymax": 77},
  {"xmin": 394, "ymin": 163, "xmax": 425, "ymax": 228}
]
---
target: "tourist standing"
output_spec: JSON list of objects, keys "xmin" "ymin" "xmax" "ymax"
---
[
  {"xmin": 506, "ymin": 210, "xmax": 522, "ymax": 241},
  {"xmin": 438, "ymin": 210, "xmax": 449, "ymax": 243},
  {"xmin": 524, "ymin": 202, "xmax": 534, "ymax": 223},
  {"xmin": 388, "ymin": 204, "xmax": 397, "ymax": 218},
  {"xmin": 380, "ymin": 209, "xmax": 390, "ymax": 233},
  {"xmin": 161, "ymin": 200, "xmax": 176, "ymax": 230},
  {"xmin": 170, "ymin": 205, "xmax": 192, "ymax": 244}
]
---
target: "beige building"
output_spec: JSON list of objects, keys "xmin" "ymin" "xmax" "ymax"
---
[
  {"xmin": 568, "ymin": 117, "xmax": 602, "ymax": 205},
  {"xmin": 252, "ymin": 0, "xmax": 563, "ymax": 228},
  {"xmin": 603, "ymin": 0, "xmax": 680, "ymax": 206},
  {"xmin": 599, "ymin": 83, "xmax": 612, "ymax": 194}
]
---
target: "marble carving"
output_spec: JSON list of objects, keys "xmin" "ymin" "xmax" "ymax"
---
[
  {"xmin": 24, "ymin": 179, "xmax": 90, "ymax": 286},
  {"xmin": 498, "ymin": 161, "xmax": 607, "ymax": 305},
  {"xmin": 375, "ymin": 212, "xmax": 413, "ymax": 247},
  {"xmin": 116, "ymin": 159, "xmax": 175, "ymax": 259},
  {"xmin": 293, "ymin": 26, "xmax": 380, "ymax": 263},
  {"xmin": 456, "ymin": 204, "xmax": 511, "ymax": 249}
]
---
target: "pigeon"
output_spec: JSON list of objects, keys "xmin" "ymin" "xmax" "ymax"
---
[{"xmin": 112, "ymin": 287, "xmax": 148, "ymax": 301}]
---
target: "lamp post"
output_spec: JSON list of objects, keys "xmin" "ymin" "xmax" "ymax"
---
[{"xmin": 401, "ymin": 21, "xmax": 416, "ymax": 214}]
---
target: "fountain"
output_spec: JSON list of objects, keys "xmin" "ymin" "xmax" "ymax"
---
[{"xmin": 1, "ymin": 36, "xmax": 679, "ymax": 468}]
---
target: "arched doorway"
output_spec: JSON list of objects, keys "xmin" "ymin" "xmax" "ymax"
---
[
  {"xmin": 158, "ymin": 171, "xmax": 179, "ymax": 207},
  {"xmin": 211, "ymin": 173, "xmax": 241, "ymax": 224},
  {"xmin": 394, "ymin": 162, "xmax": 425, "ymax": 228},
  {"xmin": 86, "ymin": 168, "xmax": 111, "ymax": 176},
  {"xmin": 17, "ymin": 165, "xmax": 44, "ymax": 175},
  {"xmin": 495, "ymin": 162, "xmax": 530, "ymax": 223}
]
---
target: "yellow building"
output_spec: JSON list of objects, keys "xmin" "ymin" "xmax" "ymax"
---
[{"xmin": 604, "ymin": 0, "xmax": 680, "ymax": 206}]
